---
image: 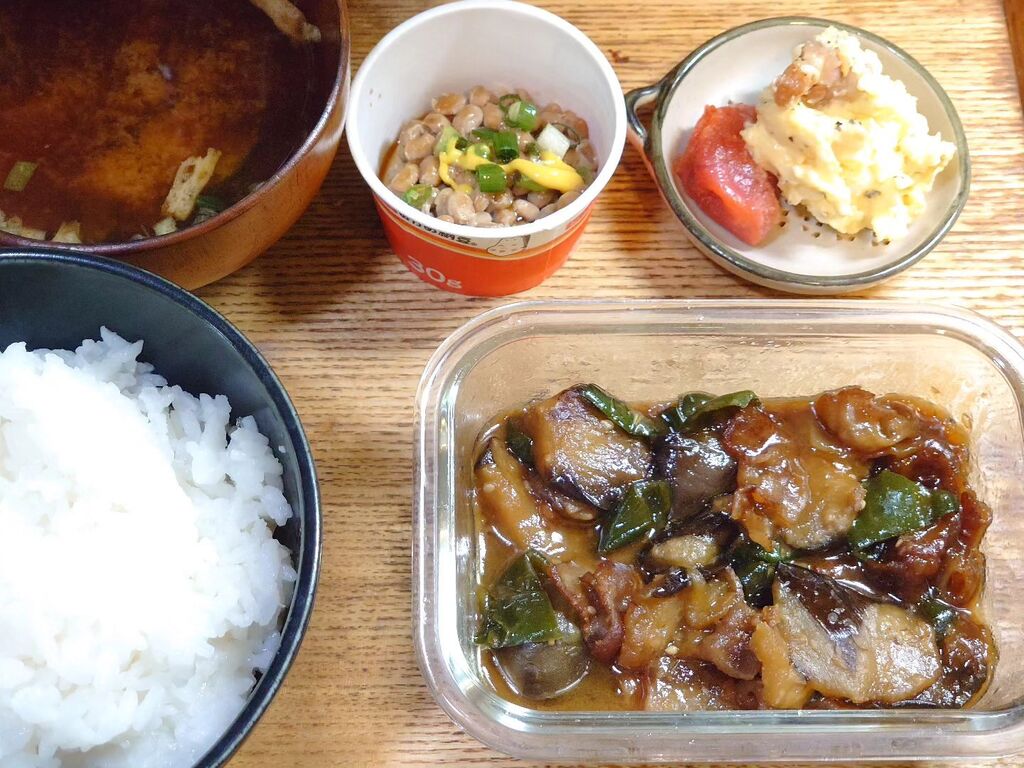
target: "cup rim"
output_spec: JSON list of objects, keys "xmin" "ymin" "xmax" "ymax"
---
[
  {"xmin": 641, "ymin": 16, "xmax": 970, "ymax": 290},
  {"xmin": 346, "ymin": 0, "xmax": 626, "ymax": 242}
]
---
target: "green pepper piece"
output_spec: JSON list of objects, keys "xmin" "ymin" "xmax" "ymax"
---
[
  {"xmin": 505, "ymin": 420, "xmax": 534, "ymax": 467},
  {"xmin": 692, "ymin": 390, "xmax": 758, "ymax": 422},
  {"xmin": 849, "ymin": 471, "xmax": 960, "ymax": 551},
  {"xmin": 917, "ymin": 590, "xmax": 960, "ymax": 639},
  {"xmin": 577, "ymin": 384, "xmax": 667, "ymax": 441},
  {"xmin": 931, "ymin": 489, "xmax": 960, "ymax": 519},
  {"xmin": 598, "ymin": 480, "xmax": 671, "ymax": 553},
  {"xmin": 661, "ymin": 392, "xmax": 713, "ymax": 431},
  {"xmin": 476, "ymin": 550, "xmax": 563, "ymax": 649},
  {"xmin": 661, "ymin": 390, "xmax": 758, "ymax": 432},
  {"xmin": 695, "ymin": 390, "xmax": 758, "ymax": 416},
  {"xmin": 729, "ymin": 536, "xmax": 791, "ymax": 607},
  {"xmin": 734, "ymin": 556, "xmax": 776, "ymax": 608}
]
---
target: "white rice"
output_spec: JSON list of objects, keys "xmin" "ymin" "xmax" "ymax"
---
[{"xmin": 0, "ymin": 329, "xmax": 295, "ymax": 768}]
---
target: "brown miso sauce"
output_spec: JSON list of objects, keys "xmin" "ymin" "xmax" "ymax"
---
[
  {"xmin": 473, "ymin": 390, "xmax": 995, "ymax": 712},
  {"xmin": 476, "ymin": 524, "xmax": 643, "ymax": 712},
  {"xmin": 481, "ymin": 645, "xmax": 641, "ymax": 712},
  {"xmin": 473, "ymin": 414, "xmax": 663, "ymax": 712},
  {"xmin": 0, "ymin": 0, "xmax": 315, "ymax": 243}
]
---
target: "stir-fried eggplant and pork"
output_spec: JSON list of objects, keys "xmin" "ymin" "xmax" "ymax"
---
[{"xmin": 473, "ymin": 385, "xmax": 994, "ymax": 711}]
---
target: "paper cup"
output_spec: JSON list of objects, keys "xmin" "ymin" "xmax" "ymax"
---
[{"xmin": 347, "ymin": 0, "xmax": 625, "ymax": 296}]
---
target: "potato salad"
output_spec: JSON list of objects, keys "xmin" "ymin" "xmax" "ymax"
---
[{"xmin": 741, "ymin": 27, "xmax": 956, "ymax": 241}]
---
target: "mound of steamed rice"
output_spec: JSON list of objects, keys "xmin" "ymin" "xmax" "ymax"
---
[{"xmin": 0, "ymin": 329, "xmax": 295, "ymax": 768}]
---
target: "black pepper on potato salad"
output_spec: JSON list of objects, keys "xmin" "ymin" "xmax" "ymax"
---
[{"xmin": 381, "ymin": 86, "xmax": 598, "ymax": 227}]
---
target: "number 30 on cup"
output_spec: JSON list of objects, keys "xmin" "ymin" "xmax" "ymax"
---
[{"xmin": 404, "ymin": 256, "xmax": 463, "ymax": 290}]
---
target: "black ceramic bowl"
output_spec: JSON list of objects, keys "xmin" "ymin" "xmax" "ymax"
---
[{"xmin": 0, "ymin": 249, "xmax": 321, "ymax": 767}]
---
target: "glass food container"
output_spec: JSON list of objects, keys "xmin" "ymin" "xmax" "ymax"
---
[{"xmin": 414, "ymin": 300, "xmax": 1024, "ymax": 763}]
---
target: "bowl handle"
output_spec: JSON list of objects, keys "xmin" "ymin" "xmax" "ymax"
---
[{"xmin": 623, "ymin": 81, "xmax": 664, "ymax": 150}]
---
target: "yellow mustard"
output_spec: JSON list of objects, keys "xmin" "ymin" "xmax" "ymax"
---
[{"xmin": 438, "ymin": 138, "xmax": 584, "ymax": 194}]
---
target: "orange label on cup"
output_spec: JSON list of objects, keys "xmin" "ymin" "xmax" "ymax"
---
[{"xmin": 375, "ymin": 197, "xmax": 592, "ymax": 296}]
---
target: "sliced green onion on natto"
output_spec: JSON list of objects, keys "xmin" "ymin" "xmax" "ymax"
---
[
  {"xmin": 497, "ymin": 93, "xmax": 519, "ymax": 111},
  {"xmin": 492, "ymin": 131, "xmax": 520, "ymax": 164},
  {"xmin": 403, "ymin": 185, "xmax": 434, "ymax": 209},
  {"xmin": 476, "ymin": 164, "xmax": 508, "ymax": 194},
  {"xmin": 506, "ymin": 100, "xmax": 539, "ymax": 132}
]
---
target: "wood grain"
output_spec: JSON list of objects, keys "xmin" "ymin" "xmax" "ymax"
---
[
  {"xmin": 196, "ymin": 0, "xmax": 1024, "ymax": 765},
  {"xmin": 1006, "ymin": 0, "xmax": 1024, "ymax": 110}
]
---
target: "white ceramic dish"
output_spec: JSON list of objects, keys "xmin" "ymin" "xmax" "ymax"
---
[{"xmin": 624, "ymin": 17, "xmax": 970, "ymax": 294}]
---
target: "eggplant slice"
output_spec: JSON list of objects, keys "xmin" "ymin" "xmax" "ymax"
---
[
  {"xmin": 638, "ymin": 509, "xmax": 738, "ymax": 579},
  {"xmin": 761, "ymin": 565, "xmax": 941, "ymax": 704},
  {"xmin": 492, "ymin": 613, "xmax": 590, "ymax": 700},
  {"xmin": 521, "ymin": 387, "xmax": 651, "ymax": 511},
  {"xmin": 654, "ymin": 430, "xmax": 737, "ymax": 519},
  {"xmin": 475, "ymin": 436, "xmax": 592, "ymax": 560}
]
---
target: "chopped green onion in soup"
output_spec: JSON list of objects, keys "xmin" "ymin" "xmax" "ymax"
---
[{"xmin": 4, "ymin": 161, "xmax": 37, "ymax": 192}]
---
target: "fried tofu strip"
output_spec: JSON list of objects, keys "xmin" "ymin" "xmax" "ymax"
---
[
  {"xmin": 161, "ymin": 149, "xmax": 222, "ymax": 222},
  {"xmin": 153, "ymin": 217, "xmax": 178, "ymax": 236},
  {"xmin": 0, "ymin": 209, "xmax": 45, "ymax": 240},
  {"xmin": 52, "ymin": 221, "xmax": 82, "ymax": 244},
  {"xmin": 249, "ymin": 0, "xmax": 322, "ymax": 43}
]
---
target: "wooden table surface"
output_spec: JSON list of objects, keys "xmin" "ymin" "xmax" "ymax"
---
[{"xmin": 200, "ymin": 0, "xmax": 1024, "ymax": 765}]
